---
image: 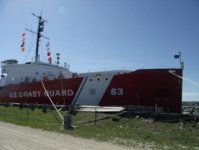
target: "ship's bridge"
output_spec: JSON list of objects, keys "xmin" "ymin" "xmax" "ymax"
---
[{"xmin": 1, "ymin": 59, "xmax": 18, "ymax": 67}]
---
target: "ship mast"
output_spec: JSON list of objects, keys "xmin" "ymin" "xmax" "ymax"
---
[
  {"xmin": 26, "ymin": 13, "xmax": 49, "ymax": 62},
  {"xmin": 35, "ymin": 14, "xmax": 44, "ymax": 62},
  {"xmin": 178, "ymin": 51, "xmax": 184, "ymax": 70}
]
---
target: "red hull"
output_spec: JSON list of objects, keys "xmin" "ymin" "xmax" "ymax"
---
[
  {"xmin": 0, "ymin": 78, "xmax": 83, "ymax": 105},
  {"xmin": 100, "ymin": 69, "xmax": 182, "ymax": 113},
  {"xmin": 0, "ymin": 69, "xmax": 182, "ymax": 113}
]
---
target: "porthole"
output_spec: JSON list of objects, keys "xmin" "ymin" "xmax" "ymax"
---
[
  {"xmin": 97, "ymin": 78, "xmax": 100, "ymax": 81},
  {"xmin": 90, "ymin": 79, "xmax": 92, "ymax": 82}
]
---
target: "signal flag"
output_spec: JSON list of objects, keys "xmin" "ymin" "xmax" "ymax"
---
[
  {"xmin": 20, "ymin": 32, "xmax": 25, "ymax": 52},
  {"xmin": 174, "ymin": 55, "xmax": 180, "ymax": 59},
  {"xmin": 46, "ymin": 42, "xmax": 52, "ymax": 64}
]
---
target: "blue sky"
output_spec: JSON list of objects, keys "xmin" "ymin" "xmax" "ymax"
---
[{"xmin": 0, "ymin": 0, "xmax": 199, "ymax": 101}]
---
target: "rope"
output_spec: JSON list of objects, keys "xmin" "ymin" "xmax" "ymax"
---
[
  {"xmin": 41, "ymin": 80, "xmax": 64, "ymax": 121},
  {"xmin": 169, "ymin": 71, "xmax": 199, "ymax": 87},
  {"xmin": 49, "ymin": 108, "xmax": 63, "ymax": 124},
  {"xmin": 76, "ymin": 110, "xmax": 126, "ymax": 125}
]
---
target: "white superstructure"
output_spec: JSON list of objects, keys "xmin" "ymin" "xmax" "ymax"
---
[{"xmin": 0, "ymin": 59, "xmax": 72, "ymax": 86}]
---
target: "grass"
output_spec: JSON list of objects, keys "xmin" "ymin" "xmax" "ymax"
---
[{"xmin": 0, "ymin": 105, "xmax": 199, "ymax": 149}]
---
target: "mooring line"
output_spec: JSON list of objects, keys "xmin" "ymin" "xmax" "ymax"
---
[
  {"xmin": 169, "ymin": 71, "xmax": 199, "ymax": 87},
  {"xmin": 41, "ymin": 80, "xmax": 63, "ymax": 121}
]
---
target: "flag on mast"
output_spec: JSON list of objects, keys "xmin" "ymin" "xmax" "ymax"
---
[
  {"xmin": 46, "ymin": 42, "xmax": 52, "ymax": 64},
  {"xmin": 174, "ymin": 51, "xmax": 181, "ymax": 59},
  {"xmin": 174, "ymin": 54, "xmax": 180, "ymax": 59},
  {"xmin": 20, "ymin": 32, "xmax": 25, "ymax": 52}
]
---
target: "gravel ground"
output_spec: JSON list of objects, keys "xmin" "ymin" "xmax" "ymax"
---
[{"xmin": 0, "ymin": 121, "xmax": 143, "ymax": 150}]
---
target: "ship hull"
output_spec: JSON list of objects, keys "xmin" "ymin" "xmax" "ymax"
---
[{"xmin": 0, "ymin": 69, "xmax": 182, "ymax": 113}]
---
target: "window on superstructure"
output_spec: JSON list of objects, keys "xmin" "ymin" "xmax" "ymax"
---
[{"xmin": 24, "ymin": 77, "xmax": 29, "ymax": 83}]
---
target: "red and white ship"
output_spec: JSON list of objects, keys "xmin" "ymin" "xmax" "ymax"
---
[{"xmin": 0, "ymin": 14, "xmax": 183, "ymax": 113}]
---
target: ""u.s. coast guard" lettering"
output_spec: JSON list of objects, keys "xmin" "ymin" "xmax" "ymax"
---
[{"xmin": 9, "ymin": 90, "xmax": 74, "ymax": 98}]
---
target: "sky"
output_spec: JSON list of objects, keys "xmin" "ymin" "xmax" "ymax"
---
[{"xmin": 0, "ymin": 0, "xmax": 199, "ymax": 101}]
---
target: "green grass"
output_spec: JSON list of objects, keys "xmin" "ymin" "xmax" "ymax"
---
[{"xmin": 0, "ymin": 106, "xmax": 199, "ymax": 149}]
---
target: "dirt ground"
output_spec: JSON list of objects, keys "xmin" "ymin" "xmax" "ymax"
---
[{"xmin": 0, "ymin": 121, "xmax": 150, "ymax": 150}]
